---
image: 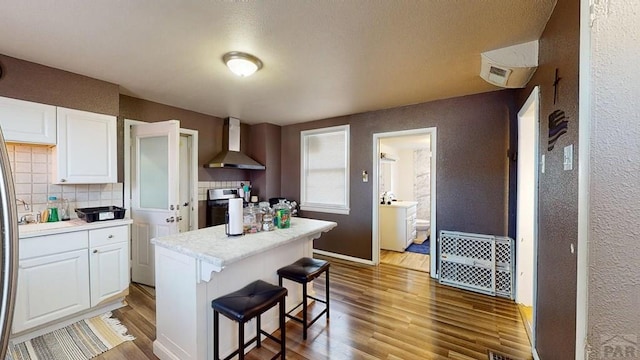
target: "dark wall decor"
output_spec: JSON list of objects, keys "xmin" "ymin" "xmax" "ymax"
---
[{"xmin": 548, "ymin": 109, "xmax": 568, "ymax": 151}]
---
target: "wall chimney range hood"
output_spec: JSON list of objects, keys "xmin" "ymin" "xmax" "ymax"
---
[{"xmin": 205, "ymin": 117, "xmax": 265, "ymax": 170}]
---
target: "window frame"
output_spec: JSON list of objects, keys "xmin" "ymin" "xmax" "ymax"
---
[{"xmin": 300, "ymin": 124, "xmax": 350, "ymax": 215}]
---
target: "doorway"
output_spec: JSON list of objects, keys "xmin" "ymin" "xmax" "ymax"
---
[
  {"xmin": 516, "ymin": 86, "xmax": 540, "ymax": 345},
  {"xmin": 123, "ymin": 119, "xmax": 198, "ymax": 286},
  {"xmin": 372, "ymin": 128, "xmax": 437, "ymax": 277}
]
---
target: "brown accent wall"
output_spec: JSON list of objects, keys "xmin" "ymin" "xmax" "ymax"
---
[
  {"xmin": 516, "ymin": 0, "xmax": 580, "ymax": 357},
  {"xmin": 119, "ymin": 95, "xmax": 250, "ymax": 182},
  {"xmin": 0, "ymin": 54, "xmax": 119, "ymax": 115},
  {"xmin": 248, "ymin": 123, "xmax": 282, "ymax": 201},
  {"xmin": 281, "ymin": 90, "xmax": 514, "ymax": 260}
]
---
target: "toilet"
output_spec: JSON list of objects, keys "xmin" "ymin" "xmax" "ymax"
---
[{"xmin": 415, "ymin": 218, "xmax": 430, "ymax": 232}]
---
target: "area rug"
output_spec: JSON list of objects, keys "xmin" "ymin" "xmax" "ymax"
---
[
  {"xmin": 6, "ymin": 312, "xmax": 135, "ymax": 360},
  {"xmin": 406, "ymin": 239, "xmax": 430, "ymax": 254}
]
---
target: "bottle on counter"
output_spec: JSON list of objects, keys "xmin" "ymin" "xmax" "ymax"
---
[
  {"xmin": 273, "ymin": 199, "xmax": 290, "ymax": 229},
  {"xmin": 47, "ymin": 196, "xmax": 59, "ymax": 222},
  {"xmin": 60, "ymin": 198, "xmax": 70, "ymax": 221}
]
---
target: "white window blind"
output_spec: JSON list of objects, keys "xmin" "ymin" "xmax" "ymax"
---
[{"xmin": 300, "ymin": 125, "xmax": 350, "ymax": 214}]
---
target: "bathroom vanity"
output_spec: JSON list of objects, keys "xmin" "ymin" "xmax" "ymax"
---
[{"xmin": 379, "ymin": 201, "xmax": 417, "ymax": 252}]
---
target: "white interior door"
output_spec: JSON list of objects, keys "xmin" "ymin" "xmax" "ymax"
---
[
  {"xmin": 131, "ymin": 120, "xmax": 180, "ymax": 286},
  {"xmin": 178, "ymin": 134, "xmax": 191, "ymax": 233},
  {"xmin": 516, "ymin": 87, "xmax": 539, "ymax": 307}
]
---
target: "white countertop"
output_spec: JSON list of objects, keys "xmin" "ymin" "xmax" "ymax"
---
[
  {"xmin": 151, "ymin": 217, "xmax": 337, "ymax": 269},
  {"xmin": 379, "ymin": 201, "xmax": 418, "ymax": 208},
  {"xmin": 18, "ymin": 218, "xmax": 133, "ymax": 238}
]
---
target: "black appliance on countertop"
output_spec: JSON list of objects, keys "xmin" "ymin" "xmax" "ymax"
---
[{"xmin": 206, "ymin": 188, "xmax": 240, "ymax": 227}]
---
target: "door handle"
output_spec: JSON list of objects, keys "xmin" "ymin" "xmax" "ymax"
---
[
  {"xmin": 170, "ymin": 205, "xmax": 175, "ymax": 210},
  {"xmin": 177, "ymin": 216, "xmax": 183, "ymax": 222},
  {"xmin": 183, "ymin": 202, "xmax": 189, "ymax": 206},
  {"xmin": 166, "ymin": 217, "xmax": 175, "ymax": 223}
]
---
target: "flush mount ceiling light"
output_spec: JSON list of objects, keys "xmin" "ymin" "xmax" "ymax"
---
[{"xmin": 222, "ymin": 51, "xmax": 263, "ymax": 77}]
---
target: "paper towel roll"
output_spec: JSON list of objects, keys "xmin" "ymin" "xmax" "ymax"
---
[{"xmin": 226, "ymin": 198, "xmax": 244, "ymax": 236}]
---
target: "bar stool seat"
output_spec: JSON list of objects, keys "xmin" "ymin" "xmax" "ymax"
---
[
  {"xmin": 211, "ymin": 280, "xmax": 287, "ymax": 360},
  {"xmin": 277, "ymin": 257, "xmax": 330, "ymax": 340}
]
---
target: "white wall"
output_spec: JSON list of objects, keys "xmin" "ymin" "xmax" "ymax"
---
[
  {"xmin": 395, "ymin": 148, "xmax": 414, "ymax": 201},
  {"xmin": 588, "ymin": 0, "xmax": 640, "ymax": 357}
]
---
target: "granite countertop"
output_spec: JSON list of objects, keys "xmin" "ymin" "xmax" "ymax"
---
[
  {"xmin": 151, "ymin": 217, "xmax": 337, "ymax": 269},
  {"xmin": 379, "ymin": 201, "xmax": 418, "ymax": 208},
  {"xmin": 18, "ymin": 218, "xmax": 134, "ymax": 238}
]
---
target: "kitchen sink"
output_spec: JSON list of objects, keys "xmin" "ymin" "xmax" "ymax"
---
[{"xmin": 18, "ymin": 220, "xmax": 79, "ymax": 234}]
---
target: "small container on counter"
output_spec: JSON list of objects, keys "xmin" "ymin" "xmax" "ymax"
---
[
  {"xmin": 261, "ymin": 210, "xmax": 275, "ymax": 231},
  {"xmin": 243, "ymin": 203, "xmax": 261, "ymax": 234},
  {"xmin": 273, "ymin": 199, "xmax": 290, "ymax": 229}
]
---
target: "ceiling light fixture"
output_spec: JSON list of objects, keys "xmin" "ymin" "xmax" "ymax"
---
[{"xmin": 222, "ymin": 51, "xmax": 263, "ymax": 77}]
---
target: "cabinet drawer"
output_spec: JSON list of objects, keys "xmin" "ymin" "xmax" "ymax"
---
[
  {"xmin": 19, "ymin": 231, "xmax": 88, "ymax": 260},
  {"xmin": 89, "ymin": 225, "xmax": 128, "ymax": 247}
]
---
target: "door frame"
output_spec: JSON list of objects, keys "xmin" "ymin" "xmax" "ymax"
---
[
  {"xmin": 123, "ymin": 119, "xmax": 199, "ymax": 238},
  {"xmin": 372, "ymin": 127, "xmax": 437, "ymax": 277},
  {"xmin": 516, "ymin": 86, "xmax": 540, "ymax": 346}
]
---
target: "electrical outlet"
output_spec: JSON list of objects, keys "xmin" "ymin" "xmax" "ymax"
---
[{"xmin": 362, "ymin": 170, "xmax": 368, "ymax": 182}]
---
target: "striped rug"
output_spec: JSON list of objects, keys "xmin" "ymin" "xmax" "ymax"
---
[{"xmin": 6, "ymin": 312, "xmax": 135, "ymax": 360}]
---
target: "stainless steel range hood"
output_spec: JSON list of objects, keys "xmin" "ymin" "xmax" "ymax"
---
[{"xmin": 205, "ymin": 117, "xmax": 265, "ymax": 170}]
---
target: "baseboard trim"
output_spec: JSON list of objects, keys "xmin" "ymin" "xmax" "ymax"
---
[{"xmin": 313, "ymin": 249, "xmax": 374, "ymax": 265}]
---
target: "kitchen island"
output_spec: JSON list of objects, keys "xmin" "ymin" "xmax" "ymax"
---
[{"xmin": 151, "ymin": 217, "xmax": 337, "ymax": 360}]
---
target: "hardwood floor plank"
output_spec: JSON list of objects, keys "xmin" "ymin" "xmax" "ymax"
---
[{"xmin": 97, "ymin": 258, "xmax": 530, "ymax": 359}]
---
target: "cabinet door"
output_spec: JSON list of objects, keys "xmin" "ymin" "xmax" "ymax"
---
[
  {"xmin": 90, "ymin": 241, "xmax": 129, "ymax": 306},
  {"xmin": 54, "ymin": 107, "xmax": 117, "ymax": 183},
  {"xmin": 13, "ymin": 249, "xmax": 90, "ymax": 333},
  {"xmin": 0, "ymin": 96, "xmax": 56, "ymax": 144}
]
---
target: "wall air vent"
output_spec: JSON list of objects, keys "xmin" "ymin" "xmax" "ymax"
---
[{"xmin": 480, "ymin": 40, "xmax": 539, "ymax": 88}]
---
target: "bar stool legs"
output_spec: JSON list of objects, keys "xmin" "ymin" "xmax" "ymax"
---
[
  {"xmin": 277, "ymin": 257, "xmax": 330, "ymax": 340},
  {"xmin": 212, "ymin": 280, "xmax": 287, "ymax": 360}
]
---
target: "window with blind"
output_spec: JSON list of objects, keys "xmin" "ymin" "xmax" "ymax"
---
[{"xmin": 300, "ymin": 125, "xmax": 350, "ymax": 214}]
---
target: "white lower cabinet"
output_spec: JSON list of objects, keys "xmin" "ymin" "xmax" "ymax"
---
[
  {"xmin": 379, "ymin": 202, "xmax": 417, "ymax": 252},
  {"xmin": 14, "ymin": 232, "xmax": 90, "ymax": 333},
  {"xmin": 89, "ymin": 226, "xmax": 129, "ymax": 306},
  {"xmin": 14, "ymin": 224, "xmax": 130, "ymax": 334}
]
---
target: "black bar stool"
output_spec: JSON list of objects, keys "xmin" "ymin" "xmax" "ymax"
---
[
  {"xmin": 277, "ymin": 257, "xmax": 330, "ymax": 340},
  {"xmin": 211, "ymin": 280, "xmax": 287, "ymax": 360}
]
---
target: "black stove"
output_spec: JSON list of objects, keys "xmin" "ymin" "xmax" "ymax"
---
[{"xmin": 205, "ymin": 188, "xmax": 240, "ymax": 227}]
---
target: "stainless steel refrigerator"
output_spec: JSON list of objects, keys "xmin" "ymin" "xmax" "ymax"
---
[{"xmin": 0, "ymin": 127, "xmax": 18, "ymax": 359}]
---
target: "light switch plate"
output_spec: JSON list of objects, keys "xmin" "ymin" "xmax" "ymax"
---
[{"xmin": 564, "ymin": 144, "xmax": 573, "ymax": 171}]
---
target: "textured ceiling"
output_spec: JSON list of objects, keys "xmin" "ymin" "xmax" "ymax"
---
[{"xmin": 0, "ymin": 1, "xmax": 556, "ymax": 125}]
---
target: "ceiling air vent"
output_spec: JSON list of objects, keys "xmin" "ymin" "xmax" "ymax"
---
[{"xmin": 480, "ymin": 40, "xmax": 538, "ymax": 88}]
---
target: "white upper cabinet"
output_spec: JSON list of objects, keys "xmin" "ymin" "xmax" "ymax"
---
[
  {"xmin": 54, "ymin": 107, "xmax": 117, "ymax": 184},
  {"xmin": 0, "ymin": 96, "xmax": 56, "ymax": 145}
]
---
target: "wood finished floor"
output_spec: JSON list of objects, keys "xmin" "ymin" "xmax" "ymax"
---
[
  {"xmin": 98, "ymin": 258, "xmax": 531, "ymax": 360},
  {"xmin": 379, "ymin": 249, "xmax": 430, "ymax": 273}
]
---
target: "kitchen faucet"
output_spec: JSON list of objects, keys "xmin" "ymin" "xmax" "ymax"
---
[{"xmin": 16, "ymin": 198, "xmax": 30, "ymax": 211}]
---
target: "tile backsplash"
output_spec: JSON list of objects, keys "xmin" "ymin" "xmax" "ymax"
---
[{"xmin": 7, "ymin": 143, "xmax": 124, "ymax": 218}]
